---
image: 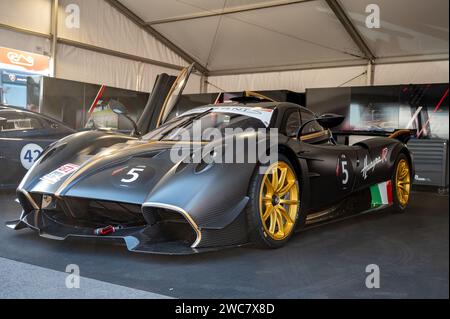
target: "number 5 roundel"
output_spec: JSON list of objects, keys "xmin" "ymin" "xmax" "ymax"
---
[
  {"xmin": 111, "ymin": 164, "xmax": 155, "ymax": 188},
  {"xmin": 121, "ymin": 167, "xmax": 145, "ymax": 183},
  {"xmin": 336, "ymin": 154, "xmax": 354, "ymax": 190}
]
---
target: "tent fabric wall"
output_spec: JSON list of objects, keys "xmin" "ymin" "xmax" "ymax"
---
[
  {"xmin": 0, "ymin": 28, "xmax": 51, "ymax": 55},
  {"xmin": 373, "ymin": 61, "xmax": 449, "ymax": 85},
  {"xmin": 56, "ymin": 43, "xmax": 139, "ymax": 91},
  {"xmin": 57, "ymin": 0, "xmax": 187, "ymax": 68},
  {"xmin": 0, "ymin": 0, "xmax": 192, "ymax": 93},
  {"xmin": 207, "ymin": 66, "xmax": 368, "ymax": 93},
  {"xmin": 207, "ymin": 61, "xmax": 449, "ymax": 93},
  {"xmin": 0, "ymin": 27, "xmax": 200, "ymax": 94},
  {"xmin": 0, "ymin": 0, "xmax": 51, "ymax": 34},
  {"xmin": 0, "ymin": 0, "xmax": 51, "ymax": 55},
  {"xmin": 56, "ymin": 44, "xmax": 201, "ymax": 94}
]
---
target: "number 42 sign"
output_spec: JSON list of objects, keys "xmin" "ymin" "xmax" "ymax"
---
[{"xmin": 20, "ymin": 143, "xmax": 43, "ymax": 170}]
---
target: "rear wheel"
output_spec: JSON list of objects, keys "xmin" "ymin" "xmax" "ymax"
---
[
  {"xmin": 246, "ymin": 155, "xmax": 300, "ymax": 248},
  {"xmin": 392, "ymin": 154, "xmax": 411, "ymax": 213}
]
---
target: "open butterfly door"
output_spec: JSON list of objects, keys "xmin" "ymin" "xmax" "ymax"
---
[
  {"xmin": 137, "ymin": 63, "xmax": 195, "ymax": 134},
  {"xmin": 83, "ymin": 63, "xmax": 195, "ymax": 135},
  {"xmin": 155, "ymin": 63, "xmax": 195, "ymax": 128}
]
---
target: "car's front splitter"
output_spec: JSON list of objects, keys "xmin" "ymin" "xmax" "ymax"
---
[{"xmin": 6, "ymin": 210, "xmax": 246, "ymax": 255}]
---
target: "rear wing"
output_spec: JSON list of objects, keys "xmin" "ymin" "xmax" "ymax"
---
[
  {"xmin": 333, "ymin": 129, "xmax": 416, "ymax": 145},
  {"xmin": 388, "ymin": 129, "xmax": 417, "ymax": 143}
]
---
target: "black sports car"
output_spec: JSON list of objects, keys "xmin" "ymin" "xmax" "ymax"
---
[
  {"xmin": 7, "ymin": 101, "xmax": 414, "ymax": 254},
  {"xmin": 0, "ymin": 105, "xmax": 75, "ymax": 189}
]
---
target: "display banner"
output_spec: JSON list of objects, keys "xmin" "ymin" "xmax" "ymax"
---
[
  {"xmin": 0, "ymin": 47, "xmax": 50, "ymax": 75},
  {"xmin": 1, "ymin": 70, "xmax": 29, "ymax": 84}
]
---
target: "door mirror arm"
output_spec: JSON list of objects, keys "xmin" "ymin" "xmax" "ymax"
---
[
  {"xmin": 295, "ymin": 118, "xmax": 316, "ymax": 140},
  {"xmin": 109, "ymin": 99, "xmax": 141, "ymax": 137},
  {"xmin": 296, "ymin": 113, "xmax": 345, "ymax": 140},
  {"xmin": 123, "ymin": 113, "xmax": 141, "ymax": 137}
]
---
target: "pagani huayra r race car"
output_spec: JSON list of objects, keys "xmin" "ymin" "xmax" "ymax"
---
[
  {"xmin": 6, "ymin": 67, "xmax": 414, "ymax": 255},
  {"xmin": 6, "ymin": 104, "xmax": 414, "ymax": 254}
]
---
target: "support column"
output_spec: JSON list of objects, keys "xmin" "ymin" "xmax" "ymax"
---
[
  {"xmin": 200, "ymin": 74, "xmax": 208, "ymax": 93},
  {"xmin": 366, "ymin": 61, "xmax": 374, "ymax": 86},
  {"xmin": 50, "ymin": 0, "xmax": 59, "ymax": 77}
]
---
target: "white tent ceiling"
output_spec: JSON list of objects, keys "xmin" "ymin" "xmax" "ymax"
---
[
  {"xmin": 342, "ymin": 0, "xmax": 449, "ymax": 60},
  {"xmin": 113, "ymin": 0, "xmax": 449, "ymax": 75}
]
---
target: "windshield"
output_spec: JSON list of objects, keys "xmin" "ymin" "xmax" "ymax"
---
[{"xmin": 143, "ymin": 111, "xmax": 267, "ymax": 142}]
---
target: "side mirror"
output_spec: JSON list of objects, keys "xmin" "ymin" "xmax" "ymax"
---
[
  {"xmin": 316, "ymin": 113, "xmax": 345, "ymax": 129},
  {"xmin": 109, "ymin": 99, "xmax": 141, "ymax": 137},
  {"xmin": 110, "ymin": 99, "xmax": 128, "ymax": 116}
]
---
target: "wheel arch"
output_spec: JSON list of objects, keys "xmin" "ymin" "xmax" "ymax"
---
[
  {"xmin": 278, "ymin": 143, "xmax": 311, "ymax": 216},
  {"xmin": 400, "ymin": 146, "xmax": 414, "ymax": 178},
  {"xmin": 278, "ymin": 145, "xmax": 301, "ymax": 177},
  {"xmin": 392, "ymin": 143, "xmax": 415, "ymax": 179}
]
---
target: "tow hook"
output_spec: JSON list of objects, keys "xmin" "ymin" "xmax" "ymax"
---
[{"xmin": 94, "ymin": 225, "xmax": 123, "ymax": 236}]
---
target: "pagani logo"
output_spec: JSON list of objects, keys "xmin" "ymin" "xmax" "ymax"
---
[
  {"xmin": 6, "ymin": 51, "xmax": 34, "ymax": 67},
  {"xmin": 361, "ymin": 147, "xmax": 389, "ymax": 180}
]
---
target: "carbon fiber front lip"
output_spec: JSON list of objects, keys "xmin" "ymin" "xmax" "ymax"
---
[{"xmin": 15, "ymin": 210, "xmax": 246, "ymax": 255}]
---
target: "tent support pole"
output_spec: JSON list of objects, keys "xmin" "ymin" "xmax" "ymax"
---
[
  {"xmin": 200, "ymin": 74, "xmax": 208, "ymax": 93},
  {"xmin": 366, "ymin": 61, "xmax": 374, "ymax": 86},
  {"xmin": 50, "ymin": 0, "xmax": 59, "ymax": 77}
]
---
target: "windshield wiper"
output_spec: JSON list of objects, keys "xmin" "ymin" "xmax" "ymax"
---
[{"xmin": 158, "ymin": 107, "xmax": 213, "ymax": 141}]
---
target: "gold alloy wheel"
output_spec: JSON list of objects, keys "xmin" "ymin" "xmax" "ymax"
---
[
  {"xmin": 259, "ymin": 161, "xmax": 299, "ymax": 240},
  {"xmin": 395, "ymin": 158, "xmax": 411, "ymax": 207}
]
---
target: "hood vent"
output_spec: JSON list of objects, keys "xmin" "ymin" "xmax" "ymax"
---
[
  {"xmin": 39, "ymin": 143, "xmax": 67, "ymax": 163},
  {"xmin": 134, "ymin": 150, "xmax": 165, "ymax": 159},
  {"xmin": 87, "ymin": 142, "xmax": 125, "ymax": 155}
]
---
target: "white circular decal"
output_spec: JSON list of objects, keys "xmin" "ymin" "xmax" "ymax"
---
[{"xmin": 20, "ymin": 143, "xmax": 43, "ymax": 169}]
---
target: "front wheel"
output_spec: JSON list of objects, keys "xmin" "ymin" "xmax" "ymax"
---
[
  {"xmin": 246, "ymin": 155, "xmax": 300, "ymax": 248},
  {"xmin": 391, "ymin": 153, "xmax": 412, "ymax": 213}
]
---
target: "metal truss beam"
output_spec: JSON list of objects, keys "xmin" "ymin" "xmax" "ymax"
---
[
  {"xmin": 325, "ymin": 0, "xmax": 375, "ymax": 62},
  {"xmin": 146, "ymin": 0, "xmax": 315, "ymax": 25}
]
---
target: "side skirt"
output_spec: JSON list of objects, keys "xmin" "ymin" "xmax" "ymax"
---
[{"xmin": 302, "ymin": 180, "xmax": 393, "ymax": 228}]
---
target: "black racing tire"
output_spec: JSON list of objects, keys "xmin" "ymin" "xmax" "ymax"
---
[
  {"xmin": 246, "ymin": 154, "xmax": 300, "ymax": 248},
  {"xmin": 391, "ymin": 153, "xmax": 412, "ymax": 213}
]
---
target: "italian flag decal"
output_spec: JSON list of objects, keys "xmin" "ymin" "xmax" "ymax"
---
[{"xmin": 370, "ymin": 181, "xmax": 393, "ymax": 207}]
